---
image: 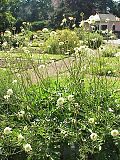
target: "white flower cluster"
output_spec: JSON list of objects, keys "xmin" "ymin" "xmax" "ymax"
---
[
  {"xmin": 67, "ymin": 95, "xmax": 74, "ymax": 102},
  {"xmin": 4, "ymin": 127, "xmax": 12, "ymax": 134},
  {"xmin": 18, "ymin": 110, "xmax": 25, "ymax": 118},
  {"xmin": 4, "ymin": 30, "xmax": 12, "ymax": 37},
  {"xmin": 79, "ymin": 20, "xmax": 84, "ymax": 27},
  {"xmin": 23, "ymin": 143, "xmax": 32, "ymax": 152},
  {"xmin": 2, "ymin": 42, "xmax": 8, "ymax": 47},
  {"xmin": 3, "ymin": 127, "xmax": 32, "ymax": 152},
  {"xmin": 22, "ymin": 47, "xmax": 30, "ymax": 54},
  {"xmin": 4, "ymin": 89, "xmax": 13, "ymax": 100},
  {"xmin": 42, "ymin": 28, "xmax": 49, "ymax": 33},
  {"xmin": 57, "ymin": 97, "xmax": 65, "ymax": 106},
  {"xmin": 18, "ymin": 133, "xmax": 24, "ymax": 141},
  {"xmin": 90, "ymin": 129, "xmax": 119, "ymax": 141},
  {"xmin": 12, "ymin": 80, "xmax": 17, "ymax": 84},
  {"xmin": 88, "ymin": 118, "xmax": 95, "ymax": 124},
  {"xmin": 50, "ymin": 31, "xmax": 57, "ymax": 37},
  {"xmin": 59, "ymin": 42, "xmax": 64, "ymax": 46}
]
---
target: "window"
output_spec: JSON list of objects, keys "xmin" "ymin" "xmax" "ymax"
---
[
  {"xmin": 112, "ymin": 25, "xmax": 115, "ymax": 31},
  {"xmin": 101, "ymin": 25, "xmax": 107, "ymax": 30}
]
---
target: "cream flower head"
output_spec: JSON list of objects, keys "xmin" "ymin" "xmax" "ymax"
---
[
  {"xmin": 7, "ymin": 89, "xmax": 13, "ymax": 96},
  {"xmin": 18, "ymin": 134, "xmax": 24, "ymax": 141},
  {"xmin": 111, "ymin": 130, "xmax": 119, "ymax": 137},
  {"xmin": 68, "ymin": 95, "xmax": 74, "ymax": 102},
  {"xmin": 4, "ymin": 127, "xmax": 12, "ymax": 134},
  {"xmin": 88, "ymin": 118, "xmax": 95, "ymax": 124},
  {"xmin": 57, "ymin": 97, "xmax": 65, "ymax": 106},
  {"xmin": 90, "ymin": 133, "xmax": 97, "ymax": 141},
  {"xmin": 23, "ymin": 143, "xmax": 32, "ymax": 152}
]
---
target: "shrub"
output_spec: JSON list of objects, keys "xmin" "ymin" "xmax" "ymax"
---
[
  {"xmin": 100, "ymin": 45, "xmax": 119, "ymax": 57},
  {"xmin": 31, "ymin": 20, "xmax": 49, "ymax": 31},
  {"xmin": 44, "ymin": 29, "xmax": 79, "ymax": 54},
  {"xmin": 86, "ymin": 32, "xmax": 103, "ymax": 49}
]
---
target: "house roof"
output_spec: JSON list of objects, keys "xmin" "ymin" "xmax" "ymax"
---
[
  {"xmin": 89, "ymin": 13, "xmax": 120, "ymax": 22},
  {"xmin": 99, "ymin": 14, "xmax": 117, "ymax": 21}
]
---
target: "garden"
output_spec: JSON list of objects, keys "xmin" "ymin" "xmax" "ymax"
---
[
  {"xmin": 0, "ymin": 0, "xmax": 120, "ymax": 159},
  {"xmin": 0, "ymin": 18, "xmax": 120, "ymax": 160}
]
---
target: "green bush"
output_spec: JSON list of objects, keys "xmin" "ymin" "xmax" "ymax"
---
[
  {"xmin": 86, "ymin": 32, "xmax": 103, "ymax": 49},
  {"xmin": 100, "ymin": 45, "xmax": 119, "ymax": 57},
  {"xmin": 31, "ymin": 20, "xmax": 49, "ymax": 31},
  {"xmin": 44, "ymin": 29, "xmax": 79, "ymax": 54}
]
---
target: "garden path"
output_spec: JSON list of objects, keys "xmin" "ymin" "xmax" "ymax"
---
[{"xmin": 23, "ymin": 56, "xmax": 75, "ymax": 83}]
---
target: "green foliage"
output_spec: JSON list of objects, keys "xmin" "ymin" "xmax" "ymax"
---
[
  {"xmin": 86, "ymin": 32, "xmax": 103, "ymax": 49},
  {"xmin": 89, "ymin": 56, "xmax": 120, "ymax": 77},
  {"xmin": 101, "ymin": 45, "xmax": 119, "ymax": 57},
  {"xmin": 31, "ymin": 21, "xmax": 49, "ymax": 31},
  {"xmin": 44, "ymin": 29, "xmax": 79, "ymax": 54},
  {"xmin": 0, "ymin": 11, "xmax": 120, "ymax": 159},
  {"xmin": 0, "ymin": 70, "xmax": 120, "ymax": 159}
]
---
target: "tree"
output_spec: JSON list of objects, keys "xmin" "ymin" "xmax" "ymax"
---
[
  {"xmin": 12, "ymin": 0, "xmax": 53, "ymax": 22},
  {"xmin": 0, "ymin": 0, "xmax": 16, "ymax": 31}
]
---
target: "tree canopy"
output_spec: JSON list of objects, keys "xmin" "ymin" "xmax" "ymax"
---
[{"xmin": 0, "ymin": 0, "xmax": 120, "ymax": 31}]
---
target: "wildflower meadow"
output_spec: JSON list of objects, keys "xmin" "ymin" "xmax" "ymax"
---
[{"xmin": 0, "ymin": 1, "xmax": 120, "ymax": 160}]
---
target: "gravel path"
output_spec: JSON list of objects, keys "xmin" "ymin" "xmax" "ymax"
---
[
  {"xmin": 23, "ymin": 57, "xmax": 75, "ymax": 83},
  {"xmin": 104, "ymin": 39, "xmax": 120, "ymax": 45}
]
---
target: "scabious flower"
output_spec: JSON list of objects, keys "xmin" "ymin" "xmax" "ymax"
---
[
  {"xmin": 18, "ymin": 134, "xmax": 24, "ymax": 141},
  {"xmin": 18, "ymin": 110, "xmax": 25, "ymax": 118},
  {"xmin": 50, "ymin": 31, "xmax": 57, "ymax": 37},
  {"xmin": 4, "ymin": 127, "xmax": 12, "ymax": 134},
  {"xmin": 88, "ymin": 118, "xmax": 95, "ymax": 124},
  {"xmin": 12, "ymin": 27, "xmax": 16, "ymax": 31},
  {"xmin": 22, "ymin": 22, "xmax": 26, "ymax": 25},
  {"xmin": 42, "ymin": 28, "xmax": 49, "ymax": 33},
  {"xmin": 57, "ymin": 97, "xmax": 64, "ymax": 106},
  {"xmin": 62, "ymin": 18, "xmax": 67, "ymax": 23},
  {"xmin": 23, "ymin": 126, "xmax": 28, "ymax": 131},
  {"xmin": 4, "ymin": 30, "xmax": 12, "ymax": 37},
  {"xmin": 12, "ymin": 80, "xmax": 17, "ymax": 84},
  {"xmin": 7, "ymin": 89, "xmax": 13, "ymax": 96},
  {"xmin": 2, "ymin": 42, "xmax": 8, "ymax": 47},
  {"xmin": 68, "ymin": 95, "xmax": 74, "ymax": 102},
  {"xmin": 23, "ymin": 143, "xmax": 32, "ymax": 152},
  {"xmin": 79, "ymin": 20, "xmax": 84, "ymax": 27},
  {"xmin": 38, "ymin": 64, "xmax": 45, "ymax": 70},
  {"xmin": 59, "ymin": 42, "xmax": 64, "ymax": 46},
  {"xmin": 108, "ymin": 108, "xmax": 114, "ymax": 112},
  {"xmin": 115, "ymin": 52, "xmax": 120, "ymax": 57},
  {"xmin": 90, "ymin": 133, "xmax": 97, "ymax": 141},
  {"xmin": 4, "ymin": 95, "xmax": 10, "ymax": 100},
  {"xmin": 68, "ymin": 17, "xmax": 74, "ymax": 21},
  {"xmin": 111, "ymin": 130, "xmax": 119, "ymax": 137},
  {"xmin": 21, "ymin": 28, "xmax": 25, "ymax": 32}
]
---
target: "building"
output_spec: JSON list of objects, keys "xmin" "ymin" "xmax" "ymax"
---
[{"xmin": 85, "ymin": 13, "xmax": 120, "ymax": 33}]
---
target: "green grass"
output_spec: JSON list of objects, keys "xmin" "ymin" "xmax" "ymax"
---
[
  {"xmin": 89, "ymin": 56, "xmax": 120, "ymax": 77},
  {"xmin": 0, "ymin": 51, "xmax": 65, "ymax": 61}
]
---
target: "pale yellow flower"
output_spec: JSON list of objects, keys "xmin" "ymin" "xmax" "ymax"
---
[
  {"xmin": 7, "ymin": 89, "xmax": 13, "ymax": 96},
  {"xmin": 57, "ymin": 97, "xmax": 64, "ymax": 106},
  {"xmin": 4, "ymin": 127, "xmax": 12, "ymax": 134},
  {"xmin": 90, "ymin": 133, "xmax": 97, "ymax": 141},
  {"xmin": 23, "ymin": 144, "xmax": 32, "ymax": 152},
  {"xmin": 111, "ymin": 130, "xmax": 119, "ymax": 137},
  {"xmin": 68, "ymin": 95, "xmax": 74, "ymax": 102},
  {"xmin": 18, "ymin": 134, "xmax": 24, "ymax": 141},
  {"xmin": 88, "ymin": 118, "xmax": 95, "ymax": 124}
]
